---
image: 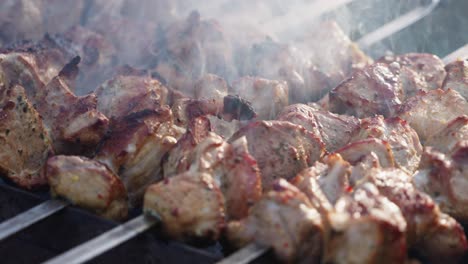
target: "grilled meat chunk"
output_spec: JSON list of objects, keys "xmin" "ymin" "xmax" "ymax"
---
[
  {"xmin": 326, "ymin": 183, "xmax": 407, "ymax": 264},
  {"xmin": 230, "ymin": 76, "xmax": 288, "ymax": 120},
  {"xmin": 164, "ymin": 130, "xmax": 262, "ymax": 220},
  {"xmin": 143, "ymin": 171, "xmax": 225, "ymax": 242},
  {"xmin": 414, "ymin": 145, "xmax": 468, "ymax": 224},
  {"xmin": 96, "ymin": 74, "xmax": 169, "ymax": 122},
  {"xmin": 95, "ymin": 108, "xmax": 185, "ymax": 207},
  {"xmin": 227, "ymin": 179, "xmax": 324, "ymax": 263},
  {"xmin": 350, "ymin": 116, "xmax": 422, "ymax": 173},
  {"xmin": 329, "ymin": 62, "xmax": 404, "ymax": 118},
  {"xmin": 377, "ymin": 53, "xmax": 446, "ymax": 97},
  {"xmin": 193, "ymin": 73, "xmax": 229, "ymax": 100},
  {"xmin": 336, "ymin": 138, "xmax": 396, "ymax": 168},
  {"xmin": 229, "ymin": 120, "xmax": 325, "ymax": 190},
  {"xmin": 35, "ymin": 58, "xmax": 109, "ymax": 155},
  {"xmin": 425, "ymin": 115, "xmax": 468, "ymax": 155},
  {"xmin": 442, "ymin": 59, "xmax": 468, "ymax": 100},
  {"xmin": 278, "ymin": 103, "xmax": 360, "ymax": 152},
  {"xmin": 397, "ymin": 89, "xmax": 468, "ymax": 142},
  {"xmin": 46, "ymin": 155, "xmax": 128, "ymax": 220},
  {"xmin": 0, "ymin": 84, "xmax": 53, "ymax": 189}
]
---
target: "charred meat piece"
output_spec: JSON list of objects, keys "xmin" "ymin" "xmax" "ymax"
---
[
  {"xmin": 329, "ymin": 63, "xmax": 404, "ymax": 118},
  {"xmin": 172, "ymin": 94, "xmax": 256, "ymax": 127},
  {"xmin": 35, "ymin": 57, "xmax": 109, "ymax": 155},
  {"xmin": 326, "ymin": 183, "xmax": 407, "ymax": 264},
  {"xmin": 377, "ymin": 53, "xmax": 446, "ymax": 97},
  {"xmin": 96, "ymin": 74, "xmax": 169, "ymax": 121},
  {"xmin": 415, "ymin": 145, "xmax": 468, "ymax": 224},
  {"xmin": 230, "ymin": 76, "xmax": 288, "ymax": 120},
  {"xmin": 350, "ymin": 116, "xmax": 422, "ymax": 174},
  {"xmin": 152, "ymin": 11, "xmax": 235, "ymax": 92},
  {"xmin": 229, "ymin": 120, "xmax": 325, "ymax": 190},
  {"xmin": 95, "ymin": 108, "xmax": 185, "ymax": 207},
  {"xmin": 278, "ymin": 103, "xmax": 360, "ymax": 152},
  {"xmin": 397, "ymin": 89, "xmax": 468, "ymax": 142},
  {"xmin": 143, "ymin": 171, "xmax": 225, "ymax": 242},
  {"xmin": 227, "ymin": 179, "xmax": 324, "ymax": 263},
  {"xmin": 425, "ymin": 115, "xmax": 468, "ymax": 155},
  {"xmin": 164, "ymin": 130, "xmax": 262, "ymax": 220},
  {"xmin": 442, "ymin": 59, "xmax": 468, "ymax": 100},
  {"xmin": 46, "ymin": 155, "xmax": 128, "ymax": 221},
  {"xmin": 0, "ymin": 84, "xmax": 53, "ymax": 189}
]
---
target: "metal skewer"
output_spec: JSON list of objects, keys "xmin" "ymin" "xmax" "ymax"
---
[
  {"xmin": 0, "ymin": 199, "xmax": 69, "ymax": 241},
  {"xmin": 42, "ymin": 214, "xmax": 160, "ymax": 264},
  {"xmin": 443, "ymin": 43, "xmax": 468, "ymax": 63}
]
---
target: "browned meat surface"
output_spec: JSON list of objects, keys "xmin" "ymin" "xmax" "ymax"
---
[
  {"xmin": 46, "ymin": 155, "xmax": 128, "ymax": 220},
  {"xmin": 442, "ymin": 59, "xmax": 468, "ymax": 100},
  {"xmin": 336, "ymin": 138, "xmax": 396, "ymax": 168},
  {"xmin": 229, "ymin": 120, "xmax": 325, "ymax": 190},
  {"xmin": 227, "ymin": 179, "xmax": 324, "ymax": 263},
  {"xmin": 95, "ymin": 108, "xmax": 185, "ymax": 207},
  {"xmin": 278, "ymin": 103, "xmax": 361, "ymax": 152},
  {"xmin": 415, "ymin": 145, "xmax": 468, "ymax": 224},
  {"xmin": 326, "ymin": 183, "xmax": 407, "ymax": 264},
  {"xmin": 0, "ymin": 84, "xmax": 53, "ymax": 189},
  {"xmin": 377, "ymin": 53, "xmax": 446, "ymax": 97},
  {"xmin": 164, "ymin": 129, "xmax": 261, "ymax": 220},
  {"xmin": 231, "ymin": 76, "xmax": 288, "ymax": 120},
  {"xmin": 397, "ymin": 89, "xmax": 468, "ymax": 142},
  {"xmin": 193, "ymin": 73, "xmax": 228, "ymax": 100},
  {"xmin": 329, "ymin": 63, "xmax": 404, "ymax": 118},
  {"xmin": 35, "ymin": 58, "xmax": 109, "ymax": 155},
  {"xmin": 96, "ymin": 74, "xmax": 169, "ymax": 121},
  {"xmin": 425, "ymin": 115, "xmax": 468, "ymax": 155},
  {"xmin": 350, "ymin": 116, "xmax": 422, "ymax": 173},
  {"xmin": 143, "ymin": 171, "xmax": 225, "ymax": 242}
]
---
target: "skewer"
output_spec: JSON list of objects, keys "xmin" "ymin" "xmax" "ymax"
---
[
  {"xmin": 0, "ymin": 199, "xmax": 69, "ymax": 241},
  {"xmin": 443, "ymin": 43, "xmax": 468, "ymax": 63},
  {"xmin": 216, "ymin": 243, "xmax": 269, "ymax": 264},
  {"xmin": 42, "ymin": 214, "xmax": 160, "ymax": 264}
]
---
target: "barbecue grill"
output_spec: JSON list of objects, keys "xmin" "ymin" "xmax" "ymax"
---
[{"xmin": 1, "ymin": 0, "xmax": 468, "ymax": 263}]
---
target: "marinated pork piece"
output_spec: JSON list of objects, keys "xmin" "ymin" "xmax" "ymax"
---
[
  {"xmin": 230, "ymin": 76, "xmax": 288, "ymax": 120},
  {"xmin": 95, "ymin": 74, "xmax": 169, "ymax": 121},
  {"xmin": 325, "ymin": 183, "xmax": 407, "ymax": 264},
  {"xmin": 164, "ymin": 130, "xmax": 262, "ymax": 220},
  {"xmin": 377, "ymin": 53, "xmax": 446, "ymax": 97},
  {"xmin": 414, "ymin": 145, "xmax": 468, "ymax": 224},
  {"xmin": 336, "ymin": 138, "xmax": 396, "ymax": 168},
  {"xmin": 227, "ymin": 179, "xmax": 324, "ymax": 263},
  {"xmin": 425, "ymin": 115, "xmax": 468, "ymax": 155},
  {"xmin": 350, "ymin": 116, "xmax": 422, "ymax": 173},
  {"xmin": 0, "ymin": 38, "xmax": 68, "ymax": 99},
  {"xmin": 278, "ymin": 103, "xmax": 361, "ymax": 152},
  {"xmin": 152, "ymin": 11, "xmax": 235, "ymax": 92},
  {"xmin": 46, "ymin": 155, "xmax": 128, "ymax": 221},
  {"xmin": 143, "ymin": 171, "xmax": 225, "ymax": 242},
  {"xmin": 35, "ymin": 57, "xmax": 109, "ymax": 155},
  {"xmin": 0, "ymin": 84, "xmax": 53, "ymax": 189},
  {"xmin": 95, "ymin": 108, "xmax": 185, "ymax": 207},
  {"xmin": 329, "ymin": 62, "xmax": 404, "ymax": 118},
  {"xmin": 398, "ymin": 89, "xmax": 468, "ymax": 142},
  {"xmin": 229, "ymin": 120, "xmax": 325, "ymax": 190},
  {"xmin": 442, "ymin": 59, "xmax": 468, "ymax": 100}
]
